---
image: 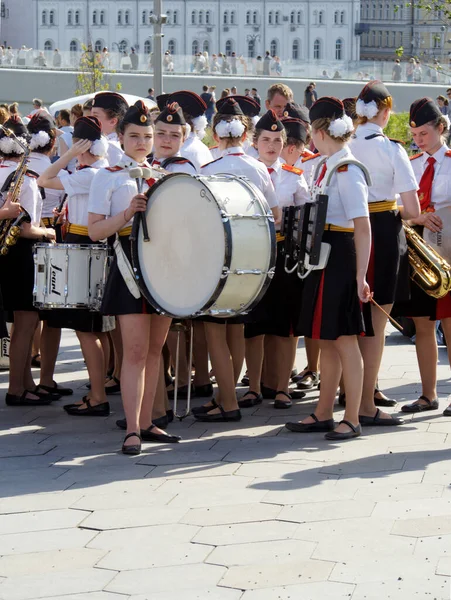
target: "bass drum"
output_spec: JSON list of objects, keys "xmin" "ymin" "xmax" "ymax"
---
[
  {"xmin": 131, "ymin": 173, "xmax": 276, "ymax": 319},
  {"xmin": 423, "ymin": 207, "xmax": 451, "ymax": 265}
]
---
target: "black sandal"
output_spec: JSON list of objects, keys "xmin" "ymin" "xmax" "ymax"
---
[
  {"xmin": 140, "ymin": 424, "xmax": 181, "ymax": 443},
  {"xmin": 192, "ymin": 398, "xmax": 218, "ymax": 415},
  {"xmin": 5, "ymin": 390, "xmax": 53, "ymax": 407},
  {"xmin": 295, "ymin": 370, "xmax": 320, "ymax": 390},
  {"xmin": 105, "ymin": 376, "xmax": 121, "ymax": 395},
  {"xmin": 274, "ymin": 390, "xmax": 293, "ymax": 409},
  {"xmin": 34, "ymin": 385, "xmax": 62, "ymax": 401},
  {"xmin": 31, "ymin": 354, "xmax": 41, "ymax": 368},
  {"xmin": 65, "ymin": 399, "xmax": 110, "ymax": 416},
  {"xmin": 238, "ymin": 391, "xmax": 263, "ymax": 408},
  {"xmin": 122, "ymin": 432, "xmax": 142, "ymax": 455},
  {"xmin": 325, "ymin": 419, "xmax": 361, "ymax": 440},
  {"xmin": 38, "ymin": 381, "xmax": 73, "ymax": 396},
  {"xmin": 401, "ymin": 395, "xmax": 438, "ymax": 413},
  {"xmin": 193, "ymin": 404, "xmax": 242, "ymax": 422}
]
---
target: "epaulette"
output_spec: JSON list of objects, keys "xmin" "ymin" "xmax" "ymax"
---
[
  {"xmin": 445, "ymin": 150, "xmax": 451, "ymax": 157},
  {"xmin": 301, "ymin": 152, "xmax": 320, "ymax": 163},
  {"xmin": 301, "ymin": 150, "xmax": 314, "ymax": 158},
  {"xmin": 25, "ymin": 171, "xmax": 38, "ymax": 179},
  {"xmin": 410, "ymin": 152, "xmax": 424, "ymax": 161},
  {"xmin": 106, "ymin": 166, "xmax": 124, "ymax": 172},
  {"xmin": 201, "ymin": 157, "xmax": 223, "ymax": 169},
  {"xmin": 389, "ymin": 138, "xmax": 405, "ymax": 145},
  {"xmin": 337, "ymin": 165, "xmax": 348, "ymax": 173},
  {"xmin": 282, "ymin": 164, "xmax": 304, "ymax": 176}
]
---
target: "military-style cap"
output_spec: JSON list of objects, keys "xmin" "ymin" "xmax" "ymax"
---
[
  {"xmin": 0, "ymin": 115, "xmax": 29, "ymax": 139},
  {"xmin": 309, "ymin": 97, "xmax": 345, "ymax": 122},
  {"xmin": 283, "ymin": 102, "xmax": 310, "ymax": 124},
  {"xmin": 27, "ymin": 110, "xmax": 55, "ymax": 134},
  {"xmin": 342, "ymin": 97, "xmax": 358, "ymax": 120},
  {"xmin": 122, "ymin": 100, "xmax": 152, "ymax": 127},
  {"xmin": 156, "ymin": 102, "xmax": 186, "ymax": 126},
  {"xmin": 358, "ymin": 80, "xmax": 390, "ymax": 104},
  {"xmin": 73, "ymin": 116, "xmax": 102, "ymax": 141},
  {"xmin": 156, "ymin": 93, "xmax": 171, "ymax": 112},
  {"xmin": 230, "ymin": 95, "xmax": 260, "ymax": 117},
  {"xmin": 166, "ymin": 90, "xmax": 207, "ymax": 118},
  {"xmin": 92, "ymin": 91, "xmax": 128, "ymax": 112},
  {"xmin": 281, "ymin": 117, "xmax": 308, "ymax": 143},
  {"xmin": 256, "ymin": 109, "xmax": 284, "ymax": 132},
  {"xmin": 216, "ymin": 97, "xmax": 244, "ymax": 116},
  {"xmin": 409, "ymin": 97, "xmax": 442, "ymax": 128}
]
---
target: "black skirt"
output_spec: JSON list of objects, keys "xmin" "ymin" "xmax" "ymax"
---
[
  {"xmin": 102, "ymin": 236, "xmax": 155, "ymax": 316},
  {"xmin": 0, "ymin": 238, "xmax": 37, "ymax": 312},
  {"xmin": 295, "ymin": 230, "xmax": 373, "ymax": 340},
  {"xmin": 368, "ymin": 210, "xmax": 409, "ymax": 305},
  {"xmin": 245, "ymin": 241, "xmax": 304, "ymax": 338}
]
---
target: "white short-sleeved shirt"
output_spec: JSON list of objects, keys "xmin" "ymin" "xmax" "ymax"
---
[
  {"xmin": 245, "ymin": 144, "xmax": 259, "ymax": 159},
  {"xmin": 0, "ymin": 160, "xmax": 42, "ymax": 225},
  {"xmin": 106, "ymin": 132, "xmax": 124, "ymax": 166},
  {"xmin": 268, "ymin": 158, "xmax": 310, "ymax": 210},
  {"xmin": 209, "ymin": 146, "xmax": 221, "ymax": 160},
  {"xmin": 59, "ymin": 159, "xmax": 108, "ymax": 226},
  {"xmin": 88, "ymin": 156, "xmax": 150, "ymax": 225},
  {"xmin": 151, "ymin": 154, "xmax": 197, "ymax": 175},
  {"xmin": 181, "ymin": 132, "xmax": 212, "ymax": 171},
  {"xmin": 200, "ymin": 146, "xmax": 278, "ymax": 209},
  {"xmin": 410, "ymin": 144, "xmax": 451, "ymax": 210},
  {"xmin": 295, "ymin": 151, "xmax": 322, "ymax": 192},
  {"xmin": 349, "ymin": 122, "xmax": 417, "ymax": 203},
  {"xmin": 28, "ymin": 153, "xmax": 65, "ymax": 218},
  {"xmin": 313, "ymin": 147, "xmax": 369, "ymax": 229}
]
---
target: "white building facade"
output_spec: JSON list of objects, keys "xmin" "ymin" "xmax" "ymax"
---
[{"xmin": 28, "ymin": 0, "xmax": 361, "ymax": 62}]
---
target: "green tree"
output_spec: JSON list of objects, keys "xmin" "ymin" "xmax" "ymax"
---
[{"xmin": 76, "ymin": 44, "xmax": 122, "ymax": 95}]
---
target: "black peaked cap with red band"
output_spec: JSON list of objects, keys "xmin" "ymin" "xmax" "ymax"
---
[
  {"xmin": 156, "ymin": 93, "xmax": 171, "ymax": 112},
  {"xmin": 409, "ymin": 97, "xmax": 442, "ymax": 127},
  {"xmin": 156, "ymin": 102, "xmax": 186, "ymax": 126},
  {"xmin": 283, "ymin": 102, "xmax": 310, "ymax": 124},
  {"xmin": 167, "ymin": 90, "xmax": 207, "ymax": 117},
  {"xmin": 309, "ymin": 97, "xmax": 345, "ymax": 122},
  {"xmin": 358, "ymin": 80, "xmax": 390, "ymax": 103},
  {"xmin": 256, "ymin": 109, "xmax": 284, "ymax": 132},
  {"xmin": 92, "ymin": 91, "xmax": 129, "ymax": 112},
  {"xmin": 27, "ymin": 110, "xmax": 56, "ymax": 134},
  {"xmin": 216, "ymin": 97, "xmax": 244, "ymax": 116},
  {"xmin": 229, "ymin": 95, "xmax": 260, "ymax": 117},
  {"xmin": 122, "ymin": 100, "xmax": 152, "ymax": 127},
  {"xmin": 282, "ymin": 117, "xmax": 308, "ymax": 143},
  {"xmin": 73, "ymin": 116, "xmax": 102, "ymax": 141},
  {"xmin": 0, "ymin": 115, "xmax": 29, "ymax": 139}
]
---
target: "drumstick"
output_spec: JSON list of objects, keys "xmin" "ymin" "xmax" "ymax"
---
[
  {"xmin": 129, "ymin": 167, "xmax": 150, "ymax": 242},
  {"xmin": 370, "ymin": 297, "xmax": 404, "ymax": 333},
  {"xmin": 52, "ymin": 193, "xmax": 67, "ymax": 228}
]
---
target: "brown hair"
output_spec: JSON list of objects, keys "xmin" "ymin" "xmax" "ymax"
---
[
  {"xmin": 267, "ymin": 83, "xmax": 294, "ymax": 103},
  {"xmin": 311, "ymin": 118, "xmax": 353, "ymax": 143},
  {"xmin": 8, "ymin": 102, "xmax": 19, "ymax": 116},
  {"xmin": 0, "ymin": 107, "xmax": 9, "ymax": 125},
  {"xmin": 357, "ymin": 96, "xmax": 393, "ymax": 126},
  {"xmin": 254, "ymin": 127, "xmax": 287, "ymax": 145},
  {"xmin": 71, "ymin": 103, "xmax": 83, "ymax": 119},
  {"xmin": 285, "ymin": 137, "xmax": 304, "ymax": 150},
  {"xmin": 58, "ymin": 109, "xmax": 71, "ymax": 124},
  {"xmin": 212, "ymin": 113, "xmax": 248, "ymax": 148}
]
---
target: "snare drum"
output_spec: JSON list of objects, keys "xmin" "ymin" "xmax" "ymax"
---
[
  {"xmin": 33, "ymin": 243, "xmax": 110, "ymax": 311},
  {"xmin": 131, "ymin": 173, "xmax": 276, "ymax": 318}
]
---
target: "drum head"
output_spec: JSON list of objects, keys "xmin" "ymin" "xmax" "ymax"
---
[{"xmin": 134, "ymin": 173, "xmax": 227, "ymax": 317}]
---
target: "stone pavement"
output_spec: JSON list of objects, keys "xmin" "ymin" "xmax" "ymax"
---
[{"xmin": 0, "ymin": 327, "xmax": 450, "ymax": 600}]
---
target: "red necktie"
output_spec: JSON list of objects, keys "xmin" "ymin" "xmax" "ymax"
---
[
  {"xmin": 152, "ymin": 160, "xmax": 161, "ymax": 166},
  {"xmin": 418, "ymin": 156, "xmax": 436, "ymax": 212},
  {"xmin": 267, "ymin": 167, "xmax": 275, "ymax": 174},
  {"xmin": 315, "ymin": 163, "xmax": 327, "ymax": 186}
]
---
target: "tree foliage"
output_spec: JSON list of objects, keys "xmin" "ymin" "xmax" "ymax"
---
[{"xmin": 76, "ymin": 45, "xmax": 122, "ymax": 95}]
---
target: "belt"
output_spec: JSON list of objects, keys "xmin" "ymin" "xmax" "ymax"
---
[
  {"xmin": 368, "ymin": 200, "xmax": 398, "ymax": 213},
  {"xmin": 324, "ymin": 224, "xmax": 354, "ymax": 233},
  {"xmin": 41, "ymin": 217, "xmax": 54, "ymax": 227},
  {"xmin": 119, "ymin": 226, "xmax": 132, "ymax": 237},
  {"xmin": 67, "ymin": 223, "xmax": 89, "ymax": 236},
  {"xmin": 276, "ymin": 232, "xmax": 285, "ymax": 243}
]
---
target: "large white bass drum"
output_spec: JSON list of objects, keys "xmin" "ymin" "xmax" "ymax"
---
[
  {"xmin": 422, "ymin": 207, "xmax": 451, "ymax": 265},
  {"xmin": 33, "ymin": 243, "xmax": 110, "ymax": 310},
  {"xmin": 131, "ymin": 173, "xmax": 276, "ymax": 318}
]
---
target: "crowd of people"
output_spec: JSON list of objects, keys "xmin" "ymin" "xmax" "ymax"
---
[{"xmin": 1, "ymin": 78, "xmax": 451, "ymax": 456}]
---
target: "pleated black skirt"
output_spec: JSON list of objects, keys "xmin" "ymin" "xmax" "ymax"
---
[
  {"xmin": 295, "ymin": 230, "xmax": 373, "ymax": 340},
  {"xmin": 0, "ymin": 238, "xmax": 37, "ymax": 312}
]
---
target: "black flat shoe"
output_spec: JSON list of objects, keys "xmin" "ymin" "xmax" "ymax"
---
[
  {"xmin": 286, "ymin": 413, "xmax": 335, "ymax": 432},
  {"xmin": 38, "ymin": 381, "xmax": 73, "ymax": 396},
  {"xmin": 152, "ymin": 414, "xmax": 169, "ymax": 430},
  {"xmin": 166, "ymin": 409, "xmax": 174, "ymax": 423},
  {"xmin": 31, "ymin": 354, "xmax": 41, "ymax": 368},
  {"xmin": 141, "ymin": 424, "xmax": 181, "ymax": 443},
  {"xmin": 193, "ymin": 383, "xmax": 214, "ymax": 397},
  {"xmin": 325, "ymin": 420, "xmax": 361, "ymax": 440},
  {"xmin": 122, "ymin": 432, "xmax": 141, "ymax": 455},
  {"xmin": 105, "ymin": 376, "xmax": 121, "ymax": 395},
  {"xmin": 443, "ymin": 405, "xmax": 451, "ymax": 417},
  {"xmin": 401, "ymin": 396, "xmax": 438, "ymax": 413},
  {"xmin": 116, "ymin": 418, "xmax": 127, "ymax": 430},
  {"xmin": 167, "ymin": 385, "xmax": 192, "ymax": 400},
  {"xmin": 64, "ymin": 395, "xmax": 89, "ymax": 412},
  {"xmin": 238, "ymin": 391, "xmax": 263, "ymax": 408},
  {"xmin": 66, "ymin": 399, "xmax": 110, "ymax": 416},
  {"xmin": 289, "ymin": 389, "xmax": 306, "ymax": 400},
  {"xmin": 241, "ymin": 374, "xmax": 250, "ymax": 386},
  {"xmin": 261, "ymin": 384, "xmax": 277, "ymax": 399},
  {"xmin": 274, "ymin": 390, "xmax": 292, "ymax": 409},
  {"xmin": 359, "ymin": 408, "xmax": 404, "ymax": 426},
  {"xmin": 373, "ymin": 387, "xmax": 397, "ymax": 407},
  {"xmin": 192, "ymin": 398, "xmax": 218, "ymax": 415},
  {"xmin": 33, "ymin": 385, "xmax": 61, "ymax": 401},
  {"xmin": 295, "ymin": 370, "xmax": 319, "ymax": 390},
  {"xmin": 5, "ymin": 391, "xmax": 53, "ymax": 407},
  {"xmin": 194, "ymin": 406, "xmax": 242, "ymax": 422}
]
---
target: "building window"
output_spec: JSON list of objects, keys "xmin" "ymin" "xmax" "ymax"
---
[
  {"xmin": 198, "ymin": 10, "xmax": 203, "ymax": 24},
  {"xmin": 203, "ymin": 40, "xmax": 209, "ymax": 53},
  {"xmin": 223, "ymin": 11, "xmax": 228, "ymax": 24},
  {"xmin": 92, "ymin": 11, "xmax": 97, "ymax": 25},
  {"xmin": 191, "ymin": 10, "xmax": 196, "ymax": 25},
  {"xmin": 75, "ymin": 10, "xmax": 80, "ymax": 25},
  {"xmin": 318, "ymin": 10, "xmax": 325, "ymax": 24},
  {"xmin": 100, "ymin": 10, "xmax": 105, "ymax": 25},
  {"xmin": 166, "ymin": 9, "xmax": 171, "ymax": 24},
  {"xmin": 270, "ymin": 39, "xmax": 278, "ymax": 55},
  {"xmin": 49, "ymin": 10, "xmax": 55, "ymax": 25},
  {"xmin": 225, "ymin": 39, "xmax": 233, "ymax": 55},
  {"xmin": 142, "ymin": 10, "xmax": 147, "ymax": 24},
  {"xmin": 248, "ymin": 39, "xmax": 256, "ymax": 57},
  {"xmin": 334, "ymin": 10, "xmax": 339, "ymax": 23},
  {"xmin": 292, "ymin": 39, "xmax": 300, "ymax": 59},
  {"xmin": 385, "ymin": 3, "xmax": 390, "ymax": 18},
  {"xmin": 372, "ymin": 3, "xmax": 376, "ymax": 18},
  {"xmin": 119, "ymin": 39, "xmax": 127, "ymax": 52},
  {"xmin": 335, "ymin": 38, "xmax": 343, "ymax": 59},
  {"xmin": 70, "ymin": 40, "xmax": 78, "ymax": 52},
  {"xmin": 168, "ymin": 39, "xmax": 176, "ymax": 54},
  {"xmin": 253, "ymin": 11, "xmax": 258, "ymax": 24},
  {"xmin": 173, "ymin": 10, "xmax": 178, "ymax": 24},
  {"xmin": 391, "ymin": 31, "xmax": 396, "ymax": 46},
  {"xmin": 67, "ymin": 10, "xmax": 72, "ymax": 25},
  {"xmin": 362, "ymin": 32, "xmax": 368, "ymax": 45},
  {"xmin": 297, "ymin": 11, "xmax": 302, "ymax": 24},
  {"xmin": 118, "ymin": 11, "xmax": 122, "ymax": 25},
  {"xmin": 192, "ymin": 39, "xmax": 199, "ymax": 54},
  {"xmin": 230, "ymin": 11, "xmax": 236, "ymax": 24},
  {"xmin": 125, "ymin": 10, "xmax": 130, "ymax": 24},
  {"xmin": 205, "ymin": 10, "xmax": 210, "ymax": 24},
  {"xmin": 44, "ymin": 40, "xmax": 53, "ymax": 51},
  {"xmin": 378, "ymin": 3, "xmax": 382, "ymax": 18},
  {"xmin": 94, "ymin": 39, "xmax": 103, "ymax": 52},
  {"xmin": 378, "ymin": 30, "xmax": 382, "ymax": 45},
  {"xmin": 144, "ymin": 39, "xmax": 152, "ymax": 54},
  {"xmin": 42, "ymin": 10, "xmax": 47, "ymax": 25},
  {"xmin": 275, "ymin": 11, "xmax": 280, "ymax": 24},
  {"xmin": 268, "ymin": 11, "xmax": 273, "ymax": 25},
  {"xmin": 371, "ymin": 30, "xmax": 376, "ymax": 45},
  {"xmin": 313, "ymin": 38, "xmax": 321, "ymax": 59},
  {"xmin": 247, "ymin": 11, "xmax": 252, "ymax": 24},
  {"xmin": 340, "ymin": 11, "xmax": 345, "ymax": 23}
]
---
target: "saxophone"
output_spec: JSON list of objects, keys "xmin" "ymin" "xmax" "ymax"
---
[
  {"xmin": 0, "ymin": 125, "xmax": 31, "ymax": 256},
  {"xmin": 403, "ymin": 222, "xmax": 451, "ymax": 299}
]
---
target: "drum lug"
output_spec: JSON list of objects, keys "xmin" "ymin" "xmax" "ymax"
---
[
  {"xmin": 208, "ymin": 309, "xmax": 234, "ymax": 316},
  {"xmin": 268, "ymin": 267, "xmax": 276, "ymax": 279},
  {"xmin": 221, "ymin": 267, "xmax": 229, "ymax": 279},
  {"xmin": 220, "ymin": 210, "xmax": 229, "ymax": 223},
  {"xmin": 235, "ymin": 269, "xmax": 263, "ymax": 275}
]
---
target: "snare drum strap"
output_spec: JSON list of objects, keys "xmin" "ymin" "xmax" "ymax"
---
[{"xmin": 113, "ymin": 236, "xmax": 141, "ymax": 299}]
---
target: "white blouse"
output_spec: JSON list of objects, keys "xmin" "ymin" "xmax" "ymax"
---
[
  {"xmin": 0, "ymin": 160, "xmax": 42, "ymax": 225},
  {"xmin": 28, "ymin": 153, "xmax": 65, "ymax": 219},
  {"xmin": 410, "ymin": 144, "xmax": 451, "ymax": 210},
  {"xmin": 59, "ymin": 159, "xmax": 108, "ymax": 226}
]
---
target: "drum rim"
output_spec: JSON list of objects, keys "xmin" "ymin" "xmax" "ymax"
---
[
  {"xmin": 131, "ymin": 172, "xmax": 232, "ymax": 318},
  {"xmin": 34, "ymin": 243, "xmax": 109, "ymax": 251}
]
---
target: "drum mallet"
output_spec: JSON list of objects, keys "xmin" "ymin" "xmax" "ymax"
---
[{"xmin": 129, "ymin": 167, "xmax": 150, "ymax": 242}]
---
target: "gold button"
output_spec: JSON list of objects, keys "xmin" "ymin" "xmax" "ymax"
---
[
  {"xmin": 271, "ymin": 124, "xmax": 277, "ymax": 131},
  {"xmin": 140, "ymin": 114, "xmax": 147, "ymax": 123},
  {"xmin": 167, "ymin": 115, "xmax": 173, "ymax": 122},
  {"xmin": 410, "ymin": 121, "xmax": 416, "ymax": 127}
]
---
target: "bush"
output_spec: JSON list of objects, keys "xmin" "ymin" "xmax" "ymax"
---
[{"xmin": 385, "ymin": 112, "xmax": 414, "ymax": 151}]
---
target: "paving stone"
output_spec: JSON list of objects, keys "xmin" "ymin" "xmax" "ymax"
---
[
  {"xmin": 0, "ymin": 567, "xmax": 116, "ymax": 600},
  {"xmin": 414, "ymin": 534, "xmax": 451, "ymax": 558},
  {"xmin": 80, "ymin": 506, "xmax": 188, "ymax": 530},
  {"xmin": 182, "ymin": 503, "xmax": 282, "ymax": 526},
  {"xmin": 0, "ymin": 548, "xmax": 106, "ymax": 576},
  {"xmin": 87, "ymin": 523, "xmax": 200, "ymax": 550},
  {"xmin": 279, "ymin": 499, "xmax": 375, "ymax": 523},
  {"xmin": 261, "ymin": 480, "xmax": 358, "ymax": 505},
  {"xmin": 147, "ymin": 462, "xmax": 240, "ymax": 480},
  {"xmin": 35, "ymin": 594, "xmax": 128, "ymax": 600},
  {"xmin": 312, "ymin": 531, "xmax": 415, "ymax": 562},
  {"xmin": 219, "ymin": 559, "xmax": 333, "ymax": 589},
  {"xmin": 233, "ymin": 461, "xmax": 327, "ymax": 480},
  {"xmin": 436, "ymin": 557, "xmax": 451, "ymax": 576},
  {"xmin": 319, "ymin": 454, "xmax": 406, "ymax": 475},
  {"xmin": 0, "ymin": 509, "xmax": 88, "ymax": 535},
  {"xmin": 130, "ymin": 589, "xmax": 242, "ymax": 600},
  {"xmin": 392, "ymin": 515, "xmax": 451, "ymax": 538},
  {"xmin": 0, "ymin": 491, "xmax": 83, "ymax": 514},
  {"xmin": 293, "ymin": 517, "xmax": 397, "ymax": 543},
  {"xmin": 207, "ymin": 539, "xmax": 317, "ymax": 567},
  {"xmin": 193, "ymin": 520, "xmax": 298, "ymax": 546},
  {"xmin": 107, "ymin": 564, "xmax": 226, "ymax": 595},
  {"xmin": 372, "ymin": 497, "xmax": 451, "ymax": 520},
  {"xmin": 241, "ymin": 581, "xmax": 355, "ymax": 599},
  {"xmin": 71, "ymin": 490, "xmax": 177, "ymax": 511},
  {"xmin": 0, "ymin": 528, "xmax": 97, "ymax": 556},
  {"xmin": 353, "ymin": 482, "xmax": 444, "ymax": 502},
  {"xmin": 169, "ymin": 486, "xmax": 266, "ymax": 509},
  {"xmin": 351, "ymin": 576, "xmax": 450, "ymax": 600}
]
